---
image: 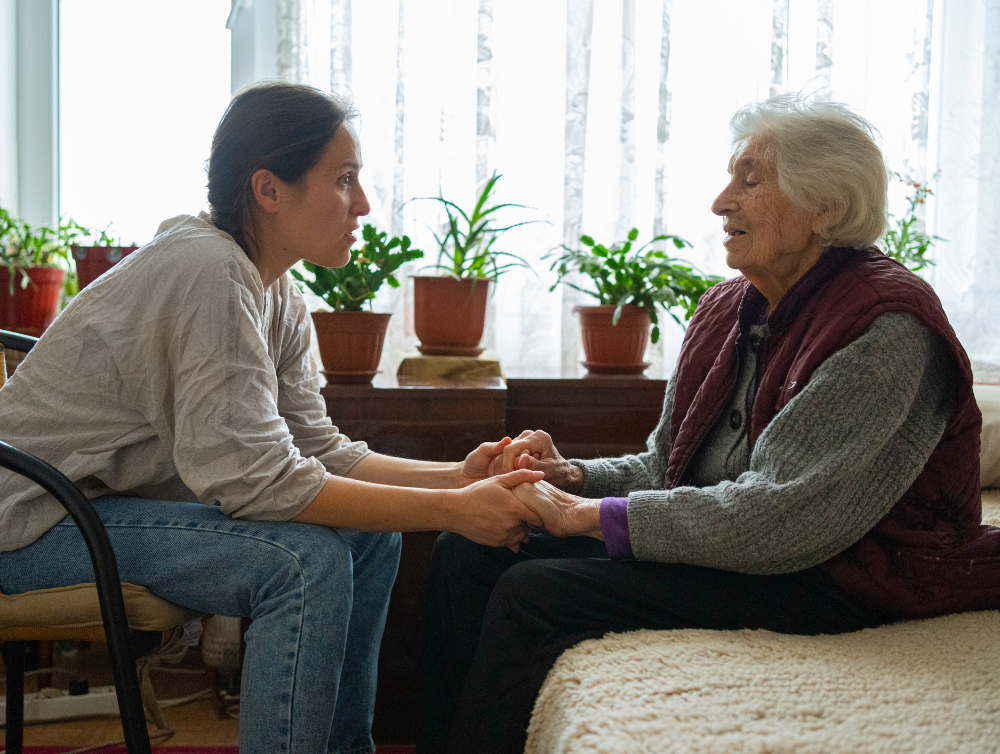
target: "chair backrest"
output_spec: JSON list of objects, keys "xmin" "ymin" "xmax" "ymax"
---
[
  {"xmin": 0, "ymin": 327, "xmax": 157, "ymax": 753},
  {"xmin": 0, "ymin": 329, "xmax": 39, "ymax": 354},
  {"xmin": 0, "ymin": 329, "xmax": 39, "ymax": 387}
]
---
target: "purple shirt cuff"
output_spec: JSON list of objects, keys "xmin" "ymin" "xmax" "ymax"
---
[{"xmin": 599, "ymin": 497, "xmax": 633, "ymax": 559}]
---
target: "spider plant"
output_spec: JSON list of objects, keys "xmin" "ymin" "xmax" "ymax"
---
[{"xmin": 410, "ymin": 171, "xmax": 535, "ymax": 279}]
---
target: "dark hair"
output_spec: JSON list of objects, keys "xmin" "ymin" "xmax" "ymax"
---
[{"xmin": 207, "ymin": 82, "xmax": 355, "ymax": 258}]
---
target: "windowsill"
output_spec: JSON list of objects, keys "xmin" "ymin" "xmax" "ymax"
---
[{"xmin": 319, "ymin": 371, "xmax": 668, "ymax": 391}]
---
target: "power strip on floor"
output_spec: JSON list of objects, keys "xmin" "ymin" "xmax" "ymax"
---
[{"xmin": 0, "ymin": 684, "xmax": 120, "ymax": 725}]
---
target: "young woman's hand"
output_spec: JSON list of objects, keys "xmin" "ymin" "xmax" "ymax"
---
[
  {"xmin": 458, "ymin": 436, "xmax": 514, "ymax": 485},
  {"xmin": 510, "ymin": 480, "xmax": 603, "ymax": 540},
  {"xmin": 449, "ymin": 469, "xmax": 545, "ymax": 551},
  {"xmin": 499, "ymin": 430, "xmax": 584, "ymax": 493}
]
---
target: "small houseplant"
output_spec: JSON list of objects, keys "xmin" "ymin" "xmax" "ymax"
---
[
  {"xmin": 291, "ymin": 224, "xmax": 423, "ymax": 383},
  {"xmin": 69, "ymin": 221, "xmax": 139, "ymax": 290},
  {"xmin": 409, "ymin": 172, "xmax": 533, "ymax": 356},
  {"xmin": 880, "ymin": 173, "xmax": 943, "ymax": 275},
  {"xmin": 0, "ymin": 207, "xmax": 72, "ymax": 337},
  {"xmin": 550, "ymin": 228, "xmax": 722, "ymax": 373}
]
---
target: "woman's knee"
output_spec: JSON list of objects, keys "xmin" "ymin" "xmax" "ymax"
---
[
  {"xmin": 239, "ymin": 522, "xmax": 357, "ymax": 599},
  {"xmin": 494, "ymin": 559, "xmax": 541, "ymax": 595},
  {"xmin": 487, "ymin": 560, "xmax": 559, "ymax": 618},
  {"xmin": 429, "ymin": 531, "xmax": 475, "ymax": 570}
]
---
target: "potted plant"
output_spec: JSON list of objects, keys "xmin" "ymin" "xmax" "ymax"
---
[
  {"xmin": 409, "ymin": 172, "xmax": 533, "ymax": 356},
  {"xmin": 70, "ymin": 222, "xmax": 139, "ymax": 290},
  {"xmin": 880, "ymin": 172, "xmax": 944, "ymax": 275},
  {"xmin": 291, "ymin": 224, "xmax": 423, "ymax": 383},
  {"xmin": 0, "ymin": 207, "xmax": 72, "ymax": 337},
  {"xmin": 549, "ymin": 228, "xmax": 722, "ymax": 374}
]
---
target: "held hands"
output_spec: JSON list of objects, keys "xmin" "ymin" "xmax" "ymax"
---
[
  {"xmin": 455, "ymin": 431, "xmax": 596, "ymax": 546},
  {"xmin": 459, "ymin": 436, "xmax": 515, "ymax": 485},
  {"xmin": 500, "ymin": 430, "xmax": 584, "ymax": 493},
  {"xmin": 452, "ymin": 468, "xmax": 545, "ymax": 552}
]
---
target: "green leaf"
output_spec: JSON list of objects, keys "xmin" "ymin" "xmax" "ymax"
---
[
  {"xmin": 880, "ymin": 172, "xmax": 944, "ymax": 275},
  {"xmin": 544, "ymin": 227, "xmax": 720, "ymax": 332},
  {"xmin": 290, "ymin": 223, "xmax": 423, "ymax": 311},
  {"xmin": 407, "ymin": 173, "xmax": 540, "ymax": 278}
]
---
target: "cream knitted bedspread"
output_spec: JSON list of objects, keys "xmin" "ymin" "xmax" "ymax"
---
[{"xmin": 525, "ymin": 491, "xmax": 1000, "ymax": 754}]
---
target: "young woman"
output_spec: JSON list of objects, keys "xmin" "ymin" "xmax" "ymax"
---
[{"xmin": 0, "ymin": 82, "xmax": 542, "ymax": 754}]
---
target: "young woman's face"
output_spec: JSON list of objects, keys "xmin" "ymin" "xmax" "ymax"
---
[{"xmin": 282, "ymin": 125, "xmax": 371, "ymax": 268}]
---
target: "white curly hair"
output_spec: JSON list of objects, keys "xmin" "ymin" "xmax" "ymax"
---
[{"xmin": 729, "ymin": 94, "xmax": 888, "ymax": 250}]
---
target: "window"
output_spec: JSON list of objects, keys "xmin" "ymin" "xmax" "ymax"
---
[
  {"xmin": 276, "ymin": 0, "xmax": 1000, "ymax": 373},
  {"xmin": 59, "ymin": 0, "xmax": 231, "ymax": 246}
]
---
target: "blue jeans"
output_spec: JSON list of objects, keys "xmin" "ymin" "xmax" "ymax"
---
[{"xmin": 0, "ymin": 496, "xmax": 401, "ymax": 754}]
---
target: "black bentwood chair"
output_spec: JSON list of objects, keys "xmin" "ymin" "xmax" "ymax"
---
[{"xmin": 0, "ymin": 329, "xmax": 197, "ymax": 754}]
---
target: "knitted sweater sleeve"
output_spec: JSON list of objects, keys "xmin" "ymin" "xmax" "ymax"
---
[
  {"xmin": 596, "ymin": 313, "xmax": 954, "ymax": 574},
  {"xmin": 571, "ymin": 376, "xmax": 676, "ymax": 498}
]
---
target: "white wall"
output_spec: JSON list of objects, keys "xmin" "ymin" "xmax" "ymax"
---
[
  {"xmin": 0, "ymin": 0, "xmax": 17, "ymax": 212},
  {"xmin": 15, "ymin": 0, "xmax": 58, "ymax": 226},
  {"xmin": 228, "ymin": 0, "xmax": 277, "ymax": 95}
]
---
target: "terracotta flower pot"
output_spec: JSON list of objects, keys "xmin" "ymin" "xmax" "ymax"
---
[
  {"xmin": 312, "ymin": 310, "xmax": 392, "ymax": 384},
  {"xmin": 413, "ymin": 276, "xmax": 491, "ymax": 357},
  {"xmin": 73, "ymin": 245, "xmax": 138, "ymax": 290},
  {"xmin": 574, "ymin": 304, "xmax": 651, "ymax": 375},
  {"xmin": 0, "ymin": 266, "xmax": 65, "ymax": 337}
]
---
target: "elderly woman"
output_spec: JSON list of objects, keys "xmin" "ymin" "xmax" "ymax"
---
[{"xmin": 418, "ymin": 95, "xmax": 1000, "ymax": 754}]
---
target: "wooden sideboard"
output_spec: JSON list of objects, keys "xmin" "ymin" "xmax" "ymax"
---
[{"xmin": 321, "ymin": 374, "xmax": 667, "ymax": 743}]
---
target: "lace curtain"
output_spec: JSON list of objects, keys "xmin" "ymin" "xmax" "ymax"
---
[{"xmin": 275, "ymin": 0, "xmax": 1000, "ymax": 378}]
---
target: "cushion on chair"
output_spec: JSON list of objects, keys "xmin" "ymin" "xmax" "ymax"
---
[{"xmin": 0, "ymin": 581, "xmax": 201, "ymax": 641}]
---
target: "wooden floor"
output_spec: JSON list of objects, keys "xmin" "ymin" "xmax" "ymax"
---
[{"xmin": 14, "ymin": 642, "xmax": 239, "ymax": 749}]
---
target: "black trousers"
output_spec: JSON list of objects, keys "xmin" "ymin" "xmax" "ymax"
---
[{"xmin": 418, "ymin": 531, "xmax": 894, "ymax": 754}]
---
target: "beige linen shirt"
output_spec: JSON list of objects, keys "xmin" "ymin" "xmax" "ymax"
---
[{"xmin": 0, "ymin": 213, "xmax": 369, "ymax": 551}]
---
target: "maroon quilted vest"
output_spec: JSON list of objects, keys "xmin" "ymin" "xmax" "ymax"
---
[{"xmin": 667, "ymin": 246, "xmax": 1000, "ymax": 619}]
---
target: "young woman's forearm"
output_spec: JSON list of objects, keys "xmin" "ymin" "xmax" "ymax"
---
[
  {"xmin": 345, "ymin": 436, "xmax": 516, "ymax": 489},
  {"xmin": 346, "ymin": 452, "xmax": 464, "ymax": 489},
  {"xmin": 291, "ymin": 473, "xmax": 452, "ymax": 531},
  {"xmin": 291, "ymin": 467, "xmax": 547, "ymax": 550}
]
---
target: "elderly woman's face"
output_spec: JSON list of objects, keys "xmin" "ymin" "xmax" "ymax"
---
[{"xmin": 711, "ymin": 138, "xmax": 823, "ymax": 279}]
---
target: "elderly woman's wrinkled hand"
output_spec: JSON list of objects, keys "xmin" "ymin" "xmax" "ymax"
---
[
  {"xmin": 501, "ymin": 430, "xmax": 585, "ymax": 493},
  {"xmin": 510, "ymin": 480, "xmax": 604, "ymax": 540}
]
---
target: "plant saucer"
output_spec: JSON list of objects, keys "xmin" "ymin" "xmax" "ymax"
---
[
  {"xmin": 581, "ymin": 361, "xmax": 651, "ymax": 375},
  {"xmin": 416, "ymin": 344, "xmax": 485, "ymax": 357},
  {"xmin": 323, "ymin": 369, "xmax": 379, "ymax": 384}
]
